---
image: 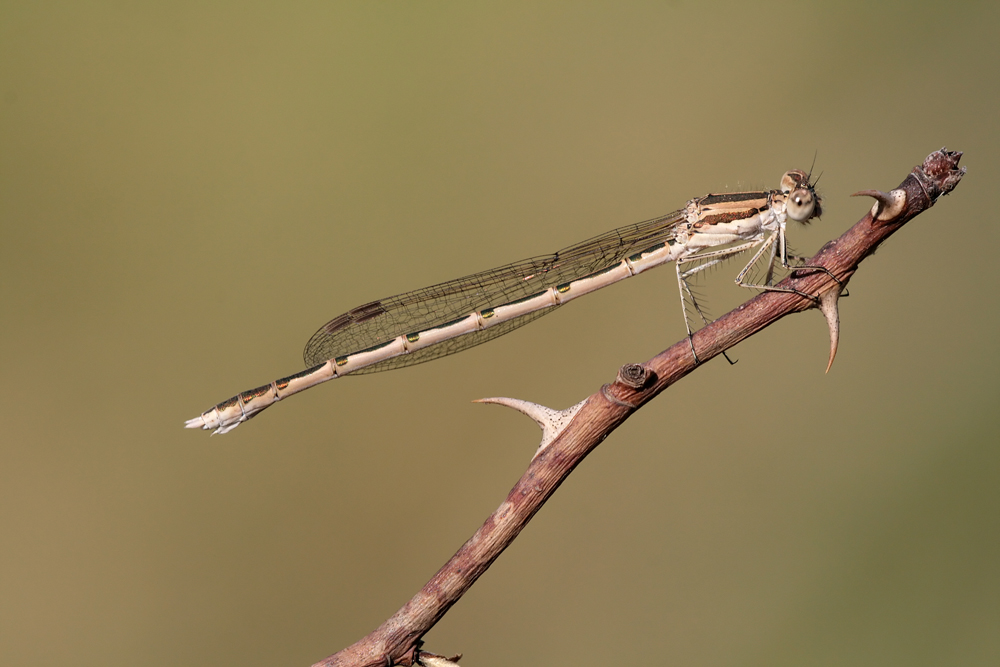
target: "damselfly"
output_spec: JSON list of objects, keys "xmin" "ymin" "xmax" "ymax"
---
[{"xmin": 186, "ymin": 170, "xmax": 823, "ymax": 434}]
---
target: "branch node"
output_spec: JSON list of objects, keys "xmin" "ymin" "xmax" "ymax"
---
[
  {"xmin": 472, "ymin": 396, "xmax": 587, "ymax": 457},
  {"xmin": 616, "ymin": 363, "xmax": 651, "ymax": 389}
]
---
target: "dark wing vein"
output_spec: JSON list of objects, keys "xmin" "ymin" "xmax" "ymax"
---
[{"xmin": 302, "ymin": 209, "xmax": 687, "ymax": 372}]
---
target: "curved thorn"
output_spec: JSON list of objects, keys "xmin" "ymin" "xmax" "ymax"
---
[
  {"xmin": 852, "ymin": 188, "xmax": 907, "ymax": 223},
  {"xmin": 418, "ymin": 653, "xmax": 462, "ymax": 667},
  {"xmin": 852, "ymin": 188, "xmax": 893, "ymax": 205},
  {"xmin": 473, "ymin": 397, "xmax": 587, "ymax": 457},
  {"xmin": 817, "ymin": 287, "xmax": 842, "ymax": 373}
]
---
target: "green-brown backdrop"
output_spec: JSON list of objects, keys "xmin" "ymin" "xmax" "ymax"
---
[{"xmin": 1, "ymin": 2, "xmax": 996, "ymax": 666}]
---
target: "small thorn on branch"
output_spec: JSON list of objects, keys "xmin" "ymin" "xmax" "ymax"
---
[
  {"xmin": 852, "ymin": 188, "xmax": 907, "ymax": 224},
  {"xmin": 417, "ymin": 651, "xmax": 462, "ymax": 666},
  {"xmin": 473, "ymin": 396, "xmax": 587, "ymax": 457}
]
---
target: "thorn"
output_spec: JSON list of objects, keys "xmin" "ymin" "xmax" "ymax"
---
[
  {"xmin": 817, "ymin": 286, "xmax": 842, "ymax": 373},
  {"xmin": 418, "ymin": 652, "xmax": 463, "ymax": 667},
  {"xmin": 852, "ymin": 188, "xmax": 907, "ymax": 223},
  {"xmin": 473, "ymin": 397, "xmax": 587, "ymax": 458}
]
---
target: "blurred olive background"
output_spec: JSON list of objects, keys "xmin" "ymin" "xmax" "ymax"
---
[{"xmin": 1, "ymin": 2, "xmax": 997, "ymax": 666}]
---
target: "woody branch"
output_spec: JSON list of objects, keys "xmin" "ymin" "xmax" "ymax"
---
[{"xmin": 313, "ymin": 148, "xmax": 965, "ymax": 667}]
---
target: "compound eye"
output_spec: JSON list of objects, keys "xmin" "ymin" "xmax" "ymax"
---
[{"xmin": 786, "ymin": 188, "xmax": 816, "ymax": 222}]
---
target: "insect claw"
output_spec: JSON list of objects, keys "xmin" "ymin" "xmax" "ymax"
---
[{"xmin": 687, "ymin": 335, "xmax": 700, "ymax": 364}]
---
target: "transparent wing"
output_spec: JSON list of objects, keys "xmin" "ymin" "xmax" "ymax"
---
[{"xmin": 303, "ymin": 209, "xmax": 687, "ymax": 373}]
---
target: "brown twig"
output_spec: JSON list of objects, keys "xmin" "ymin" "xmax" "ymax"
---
[{"xmin": 312, "ymin": 148, "xmax": 966, "ymax": 667}]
